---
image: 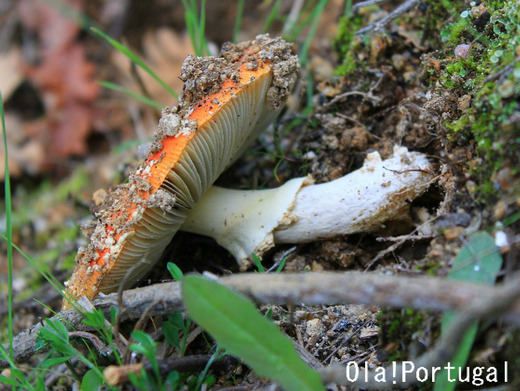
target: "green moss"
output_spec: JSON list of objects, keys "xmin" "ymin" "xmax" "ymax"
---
[
  {"xmin": 378, "ymin": 308, "xmax": 435, "ymax": 362},
  {"xmin": 428, "ymin": 0, "xmax": 520, "ymax": 201},
  {"xmin": 333, "ymin": 13, "xmax": 365, "ymax": 76},
  {"xmin": 504, "ymin": 329, "xmax": 520, "ymax": 381},
  {"xmin": 2, "ymin": 166, "xmax": 89, "ymax": 233},
  {"xmin": 415, "ymin": 257, "xmax": 443, "ymax": 276},
  {"xmin": 0, "ymin": 166, "xmax": 90, "ymax": 300}
]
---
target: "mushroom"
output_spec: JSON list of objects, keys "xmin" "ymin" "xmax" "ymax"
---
[
  {"xmin": 63, "ymin": 34, "xmax": 299, "ymax": 308},
  {"xmin": 181, "ymin": 146, "xmax": 432, "ymax": 268}
]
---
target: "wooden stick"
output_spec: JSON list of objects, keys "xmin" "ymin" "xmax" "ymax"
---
[{"xmin": 5, "ymin": 271, "xmax": 520, "ymax": 366}]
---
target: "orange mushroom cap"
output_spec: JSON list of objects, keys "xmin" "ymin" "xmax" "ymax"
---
[{"xmin": 63, "ymin": 35, "xmax": 299, "ymax": 309}]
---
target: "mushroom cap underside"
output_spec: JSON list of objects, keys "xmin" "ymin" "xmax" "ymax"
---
[{"xmin": 63, "ymin": 35, "xmax": 299, "ymax": 308}]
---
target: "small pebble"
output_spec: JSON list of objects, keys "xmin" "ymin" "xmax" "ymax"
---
[
  {"xmin": 493, "ymin": 200, "xmax": 507, "ymax": 220},
  {"xmin": 443, "ymin": 226, "xmax": 465, "ymax": 240},
  {"xmin": 495, "ymin": 167, "xmax": 512, "ymax": 191},
  {"xmin": 92, "ymin": 188, "xmax": 108, "ymax": 207},
  {"xmin": 306, "ymin": 318, "xmax": 323, "ymax": 336},
  {"xmin": 312, "ymin": 261, "xmax": 324, "ymax": 271}
]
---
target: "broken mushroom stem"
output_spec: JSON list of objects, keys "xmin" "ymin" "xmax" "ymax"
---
[{"xmin": 182, "ymin": 146, "xmax": 433, "ymax": 268}]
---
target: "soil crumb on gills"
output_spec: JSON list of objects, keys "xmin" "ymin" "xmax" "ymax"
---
[{"xmin": 64, "ymin": 34, "xmax": 298, "ymax": 303}]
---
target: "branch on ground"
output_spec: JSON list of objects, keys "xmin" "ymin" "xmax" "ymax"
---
[{"xmin": 5, "ymin": 271, "xmax": 520, "ymax": 367}]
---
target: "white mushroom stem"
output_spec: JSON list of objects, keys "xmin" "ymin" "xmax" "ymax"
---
[{"xmin": 181, "ymin": 146, "xmax": 432, "ymax": 266}]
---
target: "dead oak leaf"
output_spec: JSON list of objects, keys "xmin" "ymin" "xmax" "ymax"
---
[
  {"xmin": 23, "ymin": 43, "xmax": 100, "ymax": 157},
  {"xmin": 0, "ymin": 114, "xmax": 45, "ymax": 179},
  {"xmin": 0, "ymin": 48, "xmax": 23, "ymax": 101},
  {"xmin": 26, "ymin": 44, "xmax": 99, "ymax": 108},
  {"xmin": 112, "ymin": 28, "xmax": 192, "ymax": 107},
  {"xmin": 18, "ymin": 0, "xmax": 100, "ymax": 157},
  {"xmin": 18, "ymin": 0, "xmax": 81, "ymax": 55}
]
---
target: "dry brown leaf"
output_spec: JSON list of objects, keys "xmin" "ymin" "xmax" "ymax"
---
[
  {"xmin": 26, "ymin": 44, "xmax": 99, "ymax": 108},
  {"xmin": 0, "ymin": 48, "xmax": 23, "ymax": 101},
  {"xmin": 18, "ymin": 0, "xmax": 80, "ymax": 55},
  {"xmin": 112, "ymin": 28, "xmax": 193, "ymax": 107},
  {"xmin": 17, "ymin": 0, "xmax": 100, "ymax": 158},
  {"xmin": 0, "ymin": 114, "xmax": 45, "ymax": 179}
]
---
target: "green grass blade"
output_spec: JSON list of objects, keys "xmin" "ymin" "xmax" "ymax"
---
[
  {"xmin": 299, "ymin": 0, "xmax": 330, "ymax": 65},
  {"xmin": 233, "ymin": 0, "xmax": 245, "ymax": 42},
  {"xmin": 276, "ymin": 257, "xmax": 287, "ymax": 273},
  {"xmin": 261, "ymin": 0, "xmax": 281, "ymax": 34},
  {"xmin": 43, "ymin": 0, "xmax": 99, "ymax": 32},
  {"xmin": 182, "ymin": 275, "xmax": 325, "ymax": 391},
  {"xmin": 182, "ymin": 0, "xmax": 199, "ymax": 54},
  {"xmin": 0, "ymin": 232, "xmax": 67, "ymax": 303},
  {"xmin": 433, "ymin": 231, "xmax": 503, "ymax": 391},
  {"xmin": 251, "ymin": 253, "xmax": 265, "ymax": 272},
  {"xmin": 343, "ymin": 0, "xmax": 353, "ymax": 17},
  {"xmin": 181, "ymin": 0, "xmax": 209, "ymax": 56},
  {"xmin": 90, "ymin": 27, "xmax": 178, "ymax": 99},
  {"xmin": 98, "ymin": 81, "xmax": 163, "ymax": 110},
  {"xmin": 198, "ymin": 0, "xmax": 209, "ymax": 55},
  {"xmin": 1, "ymin": 90, "xmax": 14, "ymax": 364}
]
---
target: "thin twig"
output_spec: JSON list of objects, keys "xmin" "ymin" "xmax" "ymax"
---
[
  {"xmin": 355, "ymin": 0, "xmax": 419, "ymax": 35},
  {"xmin": 320, "ymin": 272, "xmax": 520, "ymax": 388},
  {"xmin": 323, "ymin": 324, "xmax": 363, "ymax": 364},
  {"xmin": 324, "ymin": 90, "xmax": 381, "ymax": 108},
  {"xmin": 353, "ymin": 0, "xmax": 389, "ymax": 11},
  {"xmin": 376, "ymin": 234, "xmax": 434, "ymax": 242},
  {"xmin": 68, "ymin": 331, "xmax": 112, "ymax": 356},
  {"xmin": 366, "ymin": 218, "xmax": 437, "ymax": 270},
  {"xmin": 266, "ymin": 246, "xmax": 297, "ymax": 273}
]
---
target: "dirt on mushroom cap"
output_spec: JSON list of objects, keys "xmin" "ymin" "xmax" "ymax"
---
[{"xmin": 63, "ymin": 34, "xmax": 299, "ymax": 306}]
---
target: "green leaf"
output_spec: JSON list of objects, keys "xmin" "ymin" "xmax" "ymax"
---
[
  {"xmin": 182, "ymin": 275, "xmax": 325, "ymax": 391},
  {"xmin": 0, "ymin": 374, "xmax": 21, "ymax": 386},
  {"xmin": 131, "ymin": 330, "xmax": 155, "ymax": 347},
  {"xmin": 81, "ymin": 368, "xmax": 102, "ymax": 391},
  {"xmin": 36, "ymin": 376, "xmax": 46, "ymax": 391},
  {"xmin": 169, "ymin": 312, "xmax": 186, "ymax": 329},
  {"xmin": 41, "ymin": 356, "xmax": 74, "ymax": 368},
  {"xmin": 82, "ymin": 308, "xmax": 106, "ymax": 329},
  {"xmin": 162, "ymin": 321, "xmax": 181, "ymax": 349},
  {"xmin": 434, "ymin": 231, "xmax": 503, "ymax": 391},
  {"xmin": 129, "ymin": 343, "xmax": 149, "ymax": 356},
  {"xmin": 167, "ymin": 262, "xmax": 184, "ymax": 281},
  {"xmin": 165, "ymin": 371, "xmax": 181, "ymax": 388},
  {"xmin": 50, "ymin": 318, "xmax": 70, "ymax": 338}
]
